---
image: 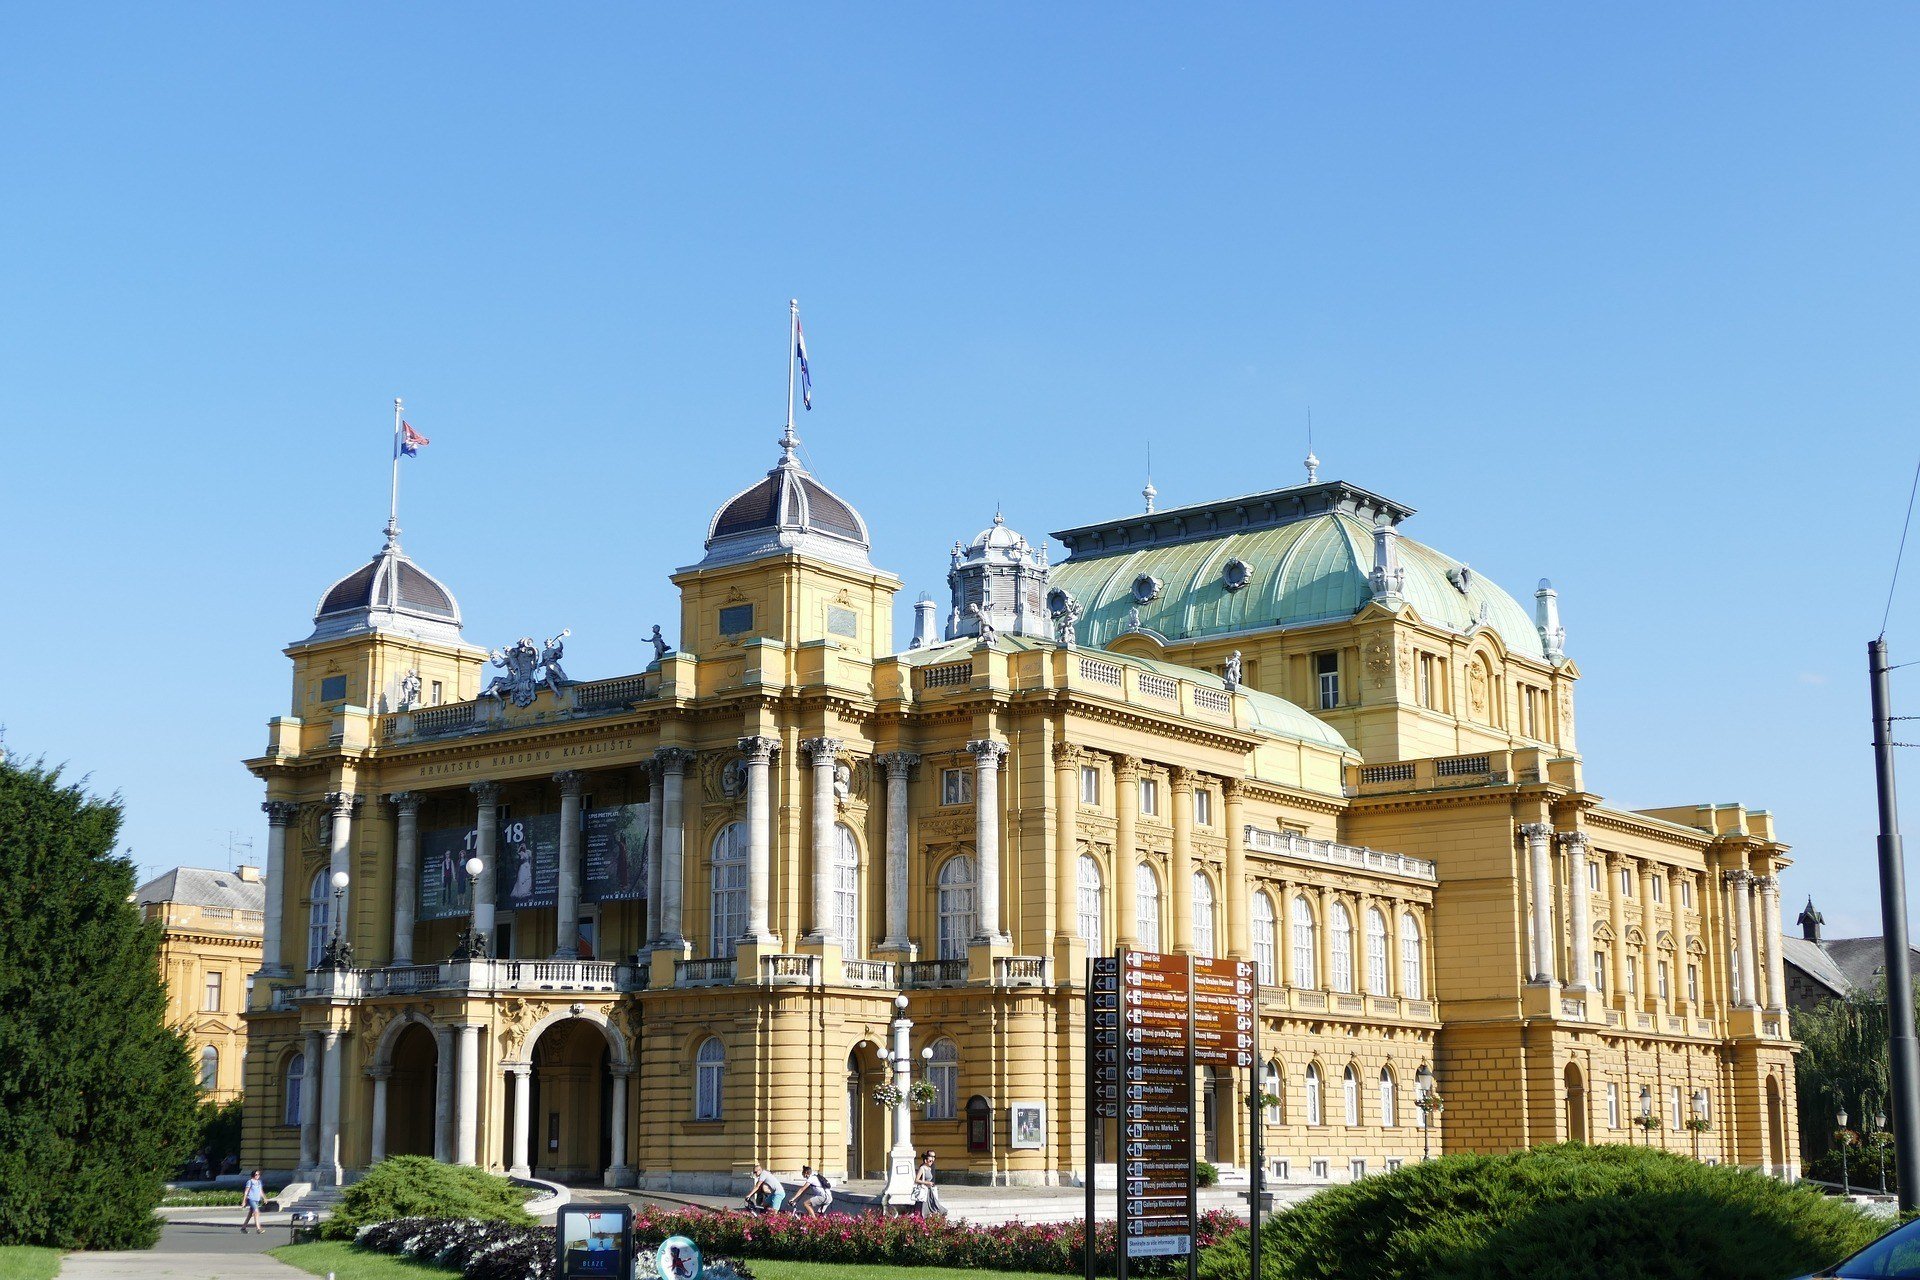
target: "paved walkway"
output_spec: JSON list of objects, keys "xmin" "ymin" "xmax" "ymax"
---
[{"xmin": 59, "ymin": 1220, "xmax": 306, "ymax": 1279}]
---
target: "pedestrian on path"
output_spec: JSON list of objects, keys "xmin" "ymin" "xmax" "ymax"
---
[
  {"xmin": 241, "ymin": 1170, "xmax": 266, "ymax": 1234},
  {"xmin": 914, "ymin": 1151, "xmax": 946, "ymax": 1217}
]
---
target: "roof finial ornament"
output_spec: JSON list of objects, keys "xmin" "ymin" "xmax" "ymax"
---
[
  {"xmin": 1142, "ymin": 442, "xmax": 1157, "ymax": 514},
  {"xmin": 1304, "ymin": 408, "xmax": 1319, "ymax": 483}
]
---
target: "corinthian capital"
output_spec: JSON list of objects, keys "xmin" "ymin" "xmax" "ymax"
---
[
  {"xmin": 656, "ymin": 746, "xmax": 699, "ymax": 772},
  {"xmin": 386, "ymin": 791, "xmax": 421, "ymax": 815},
  {"xmin": 470, "ymin": 780, "xmax": 500, "ymax": 805},
  {"xmin": 1555, "ymin": 830, "xmax": 1591, "ymax": 853},
  {"xmin": 1517, "ymin": 821, "xmax": 1553, "ymax": 843},
  {"xmin": 554, "ymin": 770, "xmax": 585, "ymax": 796},
  {"xmin": 736, "ymin": 736, "xmax": 779, "ymax": 764},
  {"xmin": 1169, "ymin": 765, "xmax": 1199, "ymax": 788},
  {"xmin": 262, "ymin": 800, "xmax": 300, "ymax": 826},
  {"xmin": 1112, "ymin": 753, "xmax": 1142, "ymax": 781},
  {"xmin": 966, "ymin": 739, "xmax": 1009, "ymax": 767},
  {"xmin": 324, "ymin": 791, "xmax": 363, "ymax": 817},
  {"xmin": 1052, "ymin": 743, "xmax": 1084, "ymax": 767},
  {"xmin": 878, "ymin": 751, "xmax": 920, "ymax": 779},
  {"xmin": 800, "ymin": 737, "xmax": 844, "ymax": 765},
  {"xmin": 1722, "ymin": 868, "xmax": 1753, "ymax": 887},
  {"xmin": 1755, "ymin": 874, "xmax": 1780, "ymax": 894}
]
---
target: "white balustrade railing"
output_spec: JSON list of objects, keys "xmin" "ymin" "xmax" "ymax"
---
[{"xmin": 1243, "ymin": 827, "xmax": 1437, "ymax": 881}]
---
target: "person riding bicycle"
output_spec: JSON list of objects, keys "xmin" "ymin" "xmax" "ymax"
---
[{"xmin": 746, "ymin": 1163, "xmax": 787, "ymax": 1213}]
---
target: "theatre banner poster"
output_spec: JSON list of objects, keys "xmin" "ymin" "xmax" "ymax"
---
[
  {"xmin": 419, "ymin": 824, "xmax": 480, "ymax": 921},
  {"xmin": 583, "ymin": 803, "xmax": 649, "ymax": 904},
  {"xmin": 497, "ymin": 814, "xmax": 561, "ymax": 911}
]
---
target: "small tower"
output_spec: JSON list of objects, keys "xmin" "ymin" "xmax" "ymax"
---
[
  {"xmin": 1798, "ymin": 897, "xmax": 1825, "ymax": 945},
  {"xmin": 946, "ymin": 511, "xmax": 1051, "ymax": 641},
  {"xmin": 910, "ymin": 594, "xmax": 939, "ymax": 649},
  {"xmin": 1535, "ymin": 578, "xmax": 1567, "ymax": 662},
  {"xmin": 1368, "ymin": 518, "xmax": 1405, "ymax": 602}
]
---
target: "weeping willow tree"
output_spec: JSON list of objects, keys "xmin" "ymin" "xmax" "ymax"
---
[{"xmin": 1793, "ymin": 988, "xmax": 1895, "ymax": 1162}]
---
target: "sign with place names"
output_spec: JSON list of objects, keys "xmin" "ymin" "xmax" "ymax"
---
[
  {"xmin": 1119, "ymin": 947, "xmax": 1195, "ymax": 1260},
  {"xmin": 1092, "ymin": 957, "xmax": 1119, "ymax": 1119}
]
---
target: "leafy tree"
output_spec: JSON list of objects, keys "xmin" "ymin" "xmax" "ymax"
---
[
  {"xmin": 1794, "ymin": 987, "xmax": 1896, "ymax": 1164},
  {"xmin": 0, "ymin": 757, "xmax": 199, "ymax": 1249},
  {"xmin": 197, "ymin": 1098, "xmax": 245, "ymax": 1170}
]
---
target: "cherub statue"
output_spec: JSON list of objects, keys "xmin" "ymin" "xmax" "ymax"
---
[
  {"xmin": 968, "ymin": 602, "xmax": 998, "ymax": 647},
  {"xmin": 538, "ymin": 630, "xmax": 572, "ymax": 687},
  {"xmin": 1051, "ymin": 597, "xmax": 1083, "ymax": 648},
  {"xmin": 1224, "ymin": 649, "xmax": 1243, "ymax": 691},
  {"xmin": 649, "ymin": 624, "xmax": 673, "ymax": 663},
  {"xmin": 483, "ymin": 637, "xmax": 542, "ymax": 706}
]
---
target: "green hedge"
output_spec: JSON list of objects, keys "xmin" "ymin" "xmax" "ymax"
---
[
  {"xmin": 1197, "ymin": 1144, "xmax": 1880, "ymax": 1280},
  {"xmin": 317, "ymin": 1157, "xmax": 535, "ymax": 1241}
]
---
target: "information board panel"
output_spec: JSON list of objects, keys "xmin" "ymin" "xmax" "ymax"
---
[{"xmin": 1119, "ymin": 947, "xmax": 1195, "ymax": 1261}]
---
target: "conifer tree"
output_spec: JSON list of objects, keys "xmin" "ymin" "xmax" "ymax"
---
[{"xmin": 0, "ymin": 756, "xmax": 199, "ymax": 1249}]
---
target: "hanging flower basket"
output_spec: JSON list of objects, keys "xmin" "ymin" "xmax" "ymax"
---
[
  {"xmin": 909, "ymin": 1080, "xmax": 939, "ymax": 1107},
  {"xmin": 1684, "ymin": 1117, "xmax": 1712, "ymax": 1134},
  {"xmin": 871, "ymin": 1083, "xmax": 902, "ymax": 1109}
]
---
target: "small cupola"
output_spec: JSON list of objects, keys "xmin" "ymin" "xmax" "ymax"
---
[
  {"xmin": 696, "ymin": 425, "xmax": 875, "ymax": 572},
  {"xmin": 945, "ymin": 509, "xmax": 1051, "ymax": 640},
  {"xmin": 305, "ymin": 524, "xmax": 465, "ymax": 646}
]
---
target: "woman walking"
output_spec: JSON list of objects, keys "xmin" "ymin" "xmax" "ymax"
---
[
  {"xmin": 240, "ymin": 1170, "xmax": 266, "ymax": 1234},
  {"xmin": 914, "ymin": 1151, "xmax": 946, "ymax": 1217}
]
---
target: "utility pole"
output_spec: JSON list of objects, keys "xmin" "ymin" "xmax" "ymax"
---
[{"xmin": 1869, "ymin": 638, "xmax": 1920, "ymax": 1213}]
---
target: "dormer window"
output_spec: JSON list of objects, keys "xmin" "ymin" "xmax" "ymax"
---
[
  {"xmin": 319, "ymin": 675, "xmax": 347, "ymax": 704},
  {"xmin": 1315, "ymin": 651, "xmax": 1340, "ymax": 710}
]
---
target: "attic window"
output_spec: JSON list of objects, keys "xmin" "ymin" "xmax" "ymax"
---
[
  {"xmin": 719, "ymin": 605, "xmax": 754, "ymax": 635},
  {"xmin": 319, "ymin": 676, "xmax": 347, "ymax": 703},
  {"xmin": 1131, "ymin": 574, "xmax": 1162, "ymax": 604}
]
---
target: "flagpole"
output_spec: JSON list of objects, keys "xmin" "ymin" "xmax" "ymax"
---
[
  {"xmin": 784, "ymin": 299, "xmax": 798, "ymax": 452},
  {"xmin": 388, "ymin": 397, "xmax": 403, "ymax": 542}
]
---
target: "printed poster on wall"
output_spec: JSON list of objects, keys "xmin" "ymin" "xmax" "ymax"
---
[
  {"xmin": 582, "ymin": 803, "xmax": 650, "ymax": 904},
  {"xmin": 496, "ymin": 813, "xmax": 560, "ymax": 911},
  {"xmin": 418, "ymin": 824, "xmax": 480, "ymax": 921}
]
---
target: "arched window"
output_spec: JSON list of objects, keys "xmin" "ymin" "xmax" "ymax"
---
[
  {"xmin": 199, "ymin": 1045, "xmax": 219, "ymax": 1092},
  {"xmin": 1400, "ymin": 913, "xmax": 1424, "ymax": 999},
  {"xmin": 1077, "ymin": 854, "xmax": 1104, "ymax": 954},
  {"xmin": 306, "ymin": 869, "xmax": 330, "ymax": 970},
  {"xmin": 282, "ymin": 1052, "xmax": 305, "ymax": 1126},
  {"xmin": 1252, "ymin": 892, "xmax": 1277, "ymax": 986},
  {"xmin": 1192, "ymin": 873, "xmax": 1217, "ymax": 959},
  {"xmin": 694, "ymin": 1037, "xmax": 726, "ymax": 1119},
  {"xmin": 1365, "ymin": 908, "xmax": 1390, "ymax": 996},
  {"xmin": 1291, "ymin": 895, "xmax": 1316, "ymax": 988},
  {"xmin": 711, "ymin": 824, "xmax": 748, "ymax": 957},
  {"xmin": 926, "ymin": 1037, "xmax": 959, "ymax": 1120},
  {"xmin": 937, "ymin": 856, "xmax": 977, "ymax": 960},
  {"xmin": 1305, "ymin": 1064, "xmax": 1322, "ymax": 1126},
  {"xmin": 1343, "ymin": 1065, "xmax": 1360, "ymax": 1126},
  {"xmin": 833, "ymin": 824, "xmax": 860, "ymax": 951},
  {"xmin": 1380, "ymin": 1066, "xmax": 1398, "ymax": 1127},
  {"xmin": 1136, "ymin": 863, "xmax": 1162, "ymax": 952},
  {"xmin": 1262, "ymin": 1058, "xmax": 1282, "ymax": 1124},
  {"xmin": 1330, "ymin": 902, "xmax": 1355, "ymax": 994}
]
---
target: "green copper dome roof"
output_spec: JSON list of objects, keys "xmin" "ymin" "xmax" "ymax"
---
[{"xmin": 1047, "ymin": 481, "xmax": 1547, "ymax": 660}]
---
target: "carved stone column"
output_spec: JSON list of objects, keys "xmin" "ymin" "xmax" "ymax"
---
[
  {"xmin": 389, "ymin": 792, "xmax": 421, "ymax": 965},
  {"xmin": 325, "ymin": 791, "xmax": 362, "ymax": 947},
  {"xmin": 878, "ymin": 752, "xmax": 918, "ymax": 953},
  {"xmin": 1559, "ymin": 831, "xmax": 1592, "ymax": 992},
  {"xmin": 507, "ymin": 1064, "xmax": 532, "ymax": 1177},
  {"xmin": 1170, "ymin": 767, "xmax": 1196, "ymax": 954},
  {"xmin": 1606, "ymin": 854, "xmax": 1630, "ymax": 1002},
  {"xmin": 605, "ymin": 1068, "xmax": 632, "ymax": 1186},
  {"xmin": 553, "ymin": 771, "xmax": 585, "ymax": 958},
  {"xmin": 299, "ymin": 1028, "xmax": 322, "ymax": 1172},
  {"xmin": 1637, "ymin": 853, "xmax": 1660, "ymax": 1009},
  {"xmin": 1224, "ymin": 779, "xmax": 1249, "ymax": 960},
  {"xmin": 656, "ymin": 748, "xmax": 695, "ymax": 946},
  {"xmin": 258, "ymin": 801, "xmax": 298, "ymax": 976},
  {"xmin": 738, "ymin": 737, "xmax": 781, "ymax": 945},
  {"xmin": 455, "ymin": 1022, "xmax": 482, "ymax": 1166},
  {"xmin": 1728, "ymin": 868, "xmax": 1758, "ymax": 1007},
  {"xmin": 1114, "ymin": 756, "xmax": 1141, "ymax": 949},
  {"xmin": 318, "ymin": 1028, "xmax": 345, "ymax": 1185},
  {"xmin": 1053, "ymin": 744, "xmax": 1083, "ymax": 944},
  {"xmin": 433, "ymin": 1024, "xmax": 455, "ymax": 1162},
  {"xmin": 1519, "ymin": 822, "xmax": 1555, "ymax": 984},
  {"xmin": 801, "ymin": 738, "xmax": 844, "ymax": 944},
  {"xmin": 1759, "ymin": 873, "xmax": 1786, "ymax": 1012},
  {"xmin": 367, "ymin": 1064, "xmax": 391, "ymax": 1165},
  {"xmin": 644, "ymin": 759, "xmax": 665, "ymax": 947},
  {"xmin": 967, "ymin": 740, "xmax": 1010, "ymax": 943},
  {"xmin": 470, "ymin": 782, "xmax": 499, "ymax": 942}
]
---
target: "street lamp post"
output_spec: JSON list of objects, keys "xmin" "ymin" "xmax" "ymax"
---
[
  {"xmin": 451, "ymin": 856, "xmax": 489, "ymax": 960},
  {"xmin": 318, "ymin": 870, "xmax": 353, "ymax": 970},
  {"xmin": 880, "ymin": 995, "xmax": 919, "ymax": 1211},
  {"xmin": 1638, "ymin": 1086, "xmax": 1653, "ymax": 1146},
  {"xmin": 1877, "ymin": 1112, "xmax": 1889, "ymax": 1195},
  {"xmin": 1839, "ymin": 1108, "xmax": 1853, "ymax": 1198}
]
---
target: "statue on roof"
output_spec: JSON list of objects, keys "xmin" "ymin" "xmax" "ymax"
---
[
  {"xmin": 482, "ymin": 630, "xmax": 571, "ymax": 707},
  {"xmin": 396, "ymin": 668, "xmax": 422, "ymax": 712},
  {"xmin": 1050, "ymin": 594, "xmax": 1082, "ymax": 648},
  {"xmin": 1224, "ymin": 650, "xmax": 1243, "ymax": 692},
  {"xmin": 968, "ymin": 603, "xmax": 998, "ymax": 648},
  {"xmin": 539, "ymin": 631, "xmax": 572, "ymax": 688},
  {"xmin": 649, "ymin": 625, "xmax": 673, "ymax": 663}
]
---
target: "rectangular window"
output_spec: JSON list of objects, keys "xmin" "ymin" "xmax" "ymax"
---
[
  {"xmin": 1652, "ymin": 876, "xmax": 1664, "ymax": 904},
  {"xmin": 1680, "ymin": 879, "xmax": 1693, "ymax": 908},
  {"xmin": 430, "ymin": 680, "xmax": 444, "ymax": 705},
  {"xmin": 1194, "ymin": 789, "xmax": 1213, "ymax": 826},
  {"xmin": 718, "ymin": 604, "xmax": 754, "ymax": 635},
  {"xmin": 1139, "ymin": 778, "xmax": 1159, "ymax": 817},
  {"xmin": 1687, "ymin": 963, "xmax": 1700, "ymax": 1004},
  {"xmin": 203, "ymin": 971, "xmax": 223, "ymax": 1012},
  {"xmin": 1627, "ymin": 961, "xmax": 1638, "ymax": 996},
  {"xmin": 1386, "ymin": 1158, "xmax": 1404, "ymax": 1172},
  {"xmin": 319, "ymin": 675, "xmax": 347, "ymax": 703},
  {"xmin": 1080, "ymin": 766, "xmax": 1101, "ymax": 806},
  {"xmin": 1606, "ymin": 1083, "xmax": 1620, "ymax": 1129},
  {"xmin": 940, "ymin": 768, "xmax": 973, "ymax": 806},
  {"xmin": 1315, "ymin": 651, "xmax": 1340, "ymax": 710},
  {"xmin": 1349, "ymin": 1159, "xmax": 1367, "ymax": 1180},
  {"xmin": 1621, "ymin": 867, "xmax": 1633, "ymax": 896},
  {"xmin": 1311, "ymin": 1159, "xmax": 1329, "ymax": 1181},
  {"xmin": 1670, "ymin": 1086, "xmax": 1683, "ymax": 1130},
  {"xmin": 1416, "ymin": 654, "xmax": 1436, "ymax": 709},
  {"xmin": 1274, "ymin": 1159, "xmax": 1290, "ymax": 1182},
  {"xmin": 1593, "ymin": 952, "xmax": 1607, "ymax": 992},
  {"xmin": 1587, "ymin": 861, "xmax": 1600, "ymax": 891},
  {"xmin": 1658, "ymin": 960, "xmax": 1669, "ymax": 1001}
]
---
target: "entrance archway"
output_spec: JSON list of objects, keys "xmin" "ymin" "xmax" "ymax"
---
[
  {"xmin": 527, "ymin": 1019, "xmax": 613, "ymax": 1184},
  {"xmin": 1202, "ymin": 1066, "xmax": 1222, "ymax": 1164},
  {"xmin": 386, "ymin": 1022, "xmax": 438, "ymax": 1158},
  {"xmin": 1563, "ymin": 1062, "xmax": 1587, "ymax": 1144},
  {"xmin": 1767, "ymin": 1076, "xmax": 1787, "ymax": 1175},
  {"xmin": 846, "ymin": 1051, "xmax": 864, "ymax": 1177}
]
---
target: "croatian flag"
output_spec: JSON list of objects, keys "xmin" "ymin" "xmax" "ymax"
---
[
  {"xmin": 400, "ymin": 422, "xmax": 430, "ymax": 457},
  {"xmin": 795, "ymin": 318, "xmax": 813, "ymax": 411}
]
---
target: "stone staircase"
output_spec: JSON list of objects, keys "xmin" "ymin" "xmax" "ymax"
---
[{"xmin": 276, "ymin": 1180, "xmax": 349, "ymax": 1217}]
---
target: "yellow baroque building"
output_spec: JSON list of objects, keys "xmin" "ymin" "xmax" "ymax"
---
[
  {"xmin": 241, "ymin": 432, "xmax": 1799, "ymax": 1190},
  {"xmin": 138, "ymin": 865, "xmax": 266, "ymax": 1103}
]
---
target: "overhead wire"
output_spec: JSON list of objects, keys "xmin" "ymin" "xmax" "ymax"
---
[{"xmin": 1882, "ymin": 453, "xmax": 1920, "ymax": 639}]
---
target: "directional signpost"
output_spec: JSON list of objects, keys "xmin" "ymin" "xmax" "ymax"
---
[{"xmin": 1087, "ymin": 948, "xmax": 1259, "ymax": 1280}]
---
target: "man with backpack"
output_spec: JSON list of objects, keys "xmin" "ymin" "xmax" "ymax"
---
[{"xmin": 796, "ymin": 1165, "xmax": 833, "ymax": 1217}]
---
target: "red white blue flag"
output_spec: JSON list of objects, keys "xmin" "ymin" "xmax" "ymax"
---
[{"xmin": 400, "ymin": 422, "xmax": 430, "ymax": 457}]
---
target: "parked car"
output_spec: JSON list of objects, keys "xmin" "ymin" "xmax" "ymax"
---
[{"xmin": 1797, "ymin": 1217, "xmax": 1920, "ymax": 1277}]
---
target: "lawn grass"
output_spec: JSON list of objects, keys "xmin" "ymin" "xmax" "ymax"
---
[
  {"xmin": 273, "ymin": 1242, "xmax": 1070, "ymax": 1280},
  {"xmin": 0, "ymin": 1247, "xmax": 63, "ymax": 1280},
  {"xmin": 273, "ymin": 1241, "xmax": 458, "ymax": 1278}
]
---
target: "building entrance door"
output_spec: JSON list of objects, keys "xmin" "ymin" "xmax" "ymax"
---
[
  {"xmin": 846, "ymin": 1052, "xmax": 862, "ymax": 1177},
  {"xmin": 1203, "ymin": 1067, "xmax": 1221, "ymax": 1164}
]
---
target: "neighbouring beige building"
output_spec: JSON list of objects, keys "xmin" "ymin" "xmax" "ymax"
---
[
  {"xmin": 240, "ymin": 426, "xmax": 1799, "ymax": 1190},
  {"xmin": 138, "ymin": 865, "xmax": 266, "ymax": 1103}
]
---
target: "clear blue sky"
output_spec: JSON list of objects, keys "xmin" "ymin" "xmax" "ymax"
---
[{"xmin": 3, "ymin": 6, "xmax": 1917, "ymax": 935}]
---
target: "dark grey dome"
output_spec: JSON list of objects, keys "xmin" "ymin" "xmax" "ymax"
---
[
  {"xmin": 695, "ymin": 429, "xmax": 876, "ymax": 573},
  {"xmin": 303, "ymin": 528, "xmax": 467, "ymax": 645}
]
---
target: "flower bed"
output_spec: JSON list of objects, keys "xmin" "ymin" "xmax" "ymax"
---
[
  {"xmin": 621, "ymin": 1204, "xmax": 1242, "ymax": 1275},
  {"xmin": 355, "ymin": 1217, "xmax": 759, "ymax": 1280}
]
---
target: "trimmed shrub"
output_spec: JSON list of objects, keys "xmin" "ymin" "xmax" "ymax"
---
[
  {"xmin": 1198, "ymin": 1144, "xmax": 1880, "ymax": 1280},
  {"xmin": 318, "ymin": 1157, "xmax": 535, "ymax": 1240},
  {"xmin": 1197, "ymin": 1161, "xmax": 1220, "ymax": 1188}
]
